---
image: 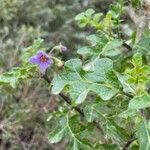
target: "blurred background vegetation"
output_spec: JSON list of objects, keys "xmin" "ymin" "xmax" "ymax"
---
[{"xmin": 0, "ymin": 0, "xmax": 114, "ymax": 149}]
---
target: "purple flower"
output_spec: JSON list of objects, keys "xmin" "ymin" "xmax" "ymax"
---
[{"xmin": 29, "ymin": 51, "xmax": 53, "ymax": 74}]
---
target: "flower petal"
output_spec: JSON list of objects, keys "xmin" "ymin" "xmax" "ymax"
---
[
  {"xmin": 60, "ymin": 46, "xmax": 67, "ymax": 52},
  {"xmin": 47, "ymin": 58, "xmax": 53, "ymax": 65},
  {"xmin": 37, "ymin": 51, "xmax": 48, "ymax": 58},
  {"xmin": 29, "ymin": 56, "xmax": 40, "ymax": 64},
  {"xmin": 39, "ymin": 62, "xmax": 50, "ymax": 74}
]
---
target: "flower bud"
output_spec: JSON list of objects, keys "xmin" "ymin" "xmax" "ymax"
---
[
  {"xmin": 60, "ymin": 44, "xmax": 67, "ymax": 52},
  {"xmin": 52, "ymin": 57, "xmax": 64, "ymax": 67}
]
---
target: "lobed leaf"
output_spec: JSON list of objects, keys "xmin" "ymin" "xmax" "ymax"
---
[{"xmin": 52, "ymin": 58, "xmax": 118, "ymax": 104}]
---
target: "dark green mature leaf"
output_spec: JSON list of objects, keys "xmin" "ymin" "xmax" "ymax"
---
[
  {"xmin": 105, "ymin": 119, "xmax": 130, "ymax": 142},
  {"xmin": 48, "ymin": 125, "xmax": 67, "ymax": 143},
  {"xmin": 117, "ymin": 73, "xmax": 135, "ymax": 94},
  {"xmin": 77, "ymin": 47, "xmax": 97, "ymax": 56},
  {"xmin": 84, "ymin": 58, "xmax": 113, "ymax": 82},
  {"xmin": 128, "ymin": 95, "xmax": 150, "ymax": 109},
  {"xmin": 49, "ymin": 114, "xmax": 91, "ymax": 150},
  {"xmin": 133, "ymin": 36, "xmax": 150, "ymax": 54},
  {"xmin": 49, "ymin": 116, "xmax": 68, "ymax": 143},
  {"xmin": 83, "ymin": 102, "xmax": 103, "ymax": 122},
  {"xmin": 77, "ymin": 47, "xmax": 92, "ymax": 55},
  {"xmin": 86, "ymin": 34, "xmax": 108, "ymax": 46},
  {"xmin": 78, "ymin": 35, "xmax": 122, "ymax": 58},
  {"xmin": 101, "ymin": 39, "xmax": 123, "ymax": 57},
  {"xmin": 67, "ymin": 135, "xmax": 91, "ymax": 150},
  {"xmin": 118, "ymin": 109, "xmax": 139, "ymax": 119},
  {"xmin": 95, "ymin": 144, "xmax": 119, "ymax": 150},
  {"xmin": 138, "ymin": 120, "xmax": 150, "ymax": 150},
  {"xmin": 52, "ymin": 58, "xmax": 118, "ymax": 104}
]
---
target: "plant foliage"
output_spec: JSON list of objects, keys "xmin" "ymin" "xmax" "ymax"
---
[{"xmin": 0, "ymin": 0, "xmax": 150, "ymax": 149}]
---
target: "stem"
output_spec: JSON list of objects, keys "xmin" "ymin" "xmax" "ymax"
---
[
  {"xmin": 48, "ymin": 47, "xmax": 56, "ymax": 54},
  {"xmin": 123, "ymin": 138, "xmax": 137, "ymax": 150},
  {"xmin": 42, "ymin": 74, "xmax": 104, "ymax": 135}
]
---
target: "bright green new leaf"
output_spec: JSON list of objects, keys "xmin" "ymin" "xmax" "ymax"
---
[
  {"xmin": 93, "ymin": 13, "xmax": 103, "ymax": 23},
  {"xmin": 85, "ymin": 9, "xmax": 95, "ymax": 17},
  {"xmin": 132, "ymin": 53, "xmax": 142, "ymax": 67},
  {"xmin": 0, "ymin": 64, "xmax": 35, "ymax": 88},
  {"xmin": 0, "ymin": 73, "xmax": 17, "ymax": 88}
]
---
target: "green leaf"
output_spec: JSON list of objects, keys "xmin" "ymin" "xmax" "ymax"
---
[
  {"xmin": 77, "ymin": 47, "xmax": 96, "ymax": 55},
  {"xmin": 52, "ymin": 59, "xmax": 82, "ymax": 95},
  {"xmin": 118, "ymin": 109, "xmax": 139, "ymax": 119},
  {"xmin": 101, "ymin": 39, "xmax": 123, "ymax": 57},
  {"xmin": 95, "ymin": 144, "xmax": 119, "ymax": 150},
  {"xmin": 131, "ymin": 0, "xmax": 141, "ymax": 8},
  {"xmin": 116, "ymin": 73, "xmax": 135, "ymax": 94},
  {"xmin": 49, "ymin": 116, "xmax": 68, "ymax": 143},
  {"xmin": 65, "ymin": 58, "xmax": 82, "ymax": 71},
  {"xmin": 101, "ymin": 12, "xmax": 113, "ymax": 30},
  {"xmin": 138, "ymin": 120, "xmax": 150, "ymax": 150},
  {"xmin": 105, "ymin": 119, "xmax": 130, "ymax": 141},
  {"xmin": 80, "ymin": 34, "xmax": 123, "ymax": 59},
  {"xmin": 75, "ymin": 13, "xmax": 85, "ymax": 21},
  {"xmin": 48, "ymin": 125, "xmax": 67, "ymax": 143},
  {"xmin": 66, "ymin": 115, "xmax": 91, "ymax": 150},
  {"xmin": 49, "ymin": 114, "xmax": 91, "ymax": 150},
  {"xmin": 0, "ymin": 64, "xmax": 35, "ymax": 88},
  {"xmin": 93, "ymin": 13, "xmax": 103, "ymax": 23},
  {"xmin": 132, "ymin": 53, "xmax": 142, "ymax": 67},
  {"xmin": 133, "ymin": 36, "xmax": 150, "ymax": 54},
  {"xmin": 67, "ymin": 136, "xmax": 91, "ymax": 150},
  {"xmin": 75, "ymin": 12, "xmax": 88, "ymax": 28},
  {"xmin": 84, "ymin": 58, "xmax": 113, "ymax": 82},
  {"xmin": 90, "ymin": 83, "xmax": 118, "ymax": 100},
  {"xmin": 83, "ymin": 102, "xmax": 102, "ymax": 122},
  {"xmin": 0, "ymin": 73, "xmax": 17, "ymax": 88},
  {"xmin": 52, "ymin": 58, "xmax": 118, "ymax": 104},
  {"xmin": 85, "ymin": 9, "xmax": 95, "ymax": 17},
  {"xmin": 128, "ymin": 95, "xmax": 150, "ymax": 109},
  {"xmin": 86, "ymin": 34, "xmax": 108, "ymax": 46}
]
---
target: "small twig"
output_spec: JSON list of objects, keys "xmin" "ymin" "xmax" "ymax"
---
[
  {"xmin": 122, "ymin": 42, "xmax": 132, "ymax": 51},
  {"xmin": 0, "ymin": 99, "xmax": 4, "ymax": 113},
  {"xmin": 42, "ymin": 74, "xmax": 104, "ymax": 135},
  {"xmin": 122, "ymin": 92, "xmax": 134, "ymax": 99},
  {"xmin": 123, "ymin": 137, "xmax": 137, "ymax": 150}
]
